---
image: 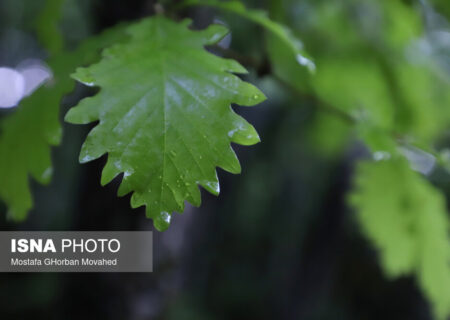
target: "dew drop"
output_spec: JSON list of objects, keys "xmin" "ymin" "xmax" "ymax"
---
[
  {"xmin": 41, "ymin": 167, "xmax": 52, "ymax": 180},
  {"xmin": 124, "ymin": 170, "xmax": 133, "ymax": 178},
  {"xmin": 373, "ymin": 151, "xmax": 391, "ymax": 161},
  {"xmin": 160, "ymin": 211, "xmax": 171, "ymax": 224},
  {"xmin": 295, "ymin": 54, "xmax": 316, "ymax": 73},
  {"xmin": 81, "ymin": 155, "xmax": 94, "ymax": 163}
]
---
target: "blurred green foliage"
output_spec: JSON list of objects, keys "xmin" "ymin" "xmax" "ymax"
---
[
  {"xmin": 351, "ymin": 159, "xmax": 450, "ymax": 319},
  {"xmin": 0, "ymin": 0, "xmax": 449, "ymax": 319},
  {"xmin": 0, "ymin": 11, "xmax": 127, "ymax": 220},
  {"xmin": 265, "ymin": 1, "xmax": 450, "ymax": 317}
]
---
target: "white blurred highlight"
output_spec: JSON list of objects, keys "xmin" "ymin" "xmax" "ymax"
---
[
  {"xmin": 0, "ymin": 60, "xmax": 52, "ymax": 109},
  {"xmin": 0, "ymin": 67, "xmax": 25, "ymax": 108},
  {"xmin": 18, "ymin": 60, "xmax": 52, "ymax": 96}
]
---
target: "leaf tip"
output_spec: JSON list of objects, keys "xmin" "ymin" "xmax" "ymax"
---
[
  {"xmin": 64, "ymin": 108, "xmax": 76, "ymax": 123},
  {"xmin": 71, "ymin": 67, "xmax": 96, "ymax": 87},
  {"xmin": 202, "ymin": 23, "xmax": 230, "ymax": 45},
  {"xmin": 79, "ymin": 153, "xmax": 95, "ymax": 164},
  {"xmin": 199, "ymin": 179, "xmax": 220, "ymax": 196},
  {"xmin": 6, "ymin": 208, "xmax": 28, "ymax": 222}
]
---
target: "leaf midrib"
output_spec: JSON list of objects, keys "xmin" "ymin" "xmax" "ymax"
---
[{"xmin": 157, "ymin": 20, "xmax": 169, "ymax": 215}]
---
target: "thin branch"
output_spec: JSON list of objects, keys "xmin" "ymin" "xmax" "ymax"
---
[{"xmin": 212, "ymin": 45, "xmax": 356, "ymax": 125}]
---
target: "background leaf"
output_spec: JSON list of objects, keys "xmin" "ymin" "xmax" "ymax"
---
[
  {"xmin": 181, "ymin": 0, "xmax": 315, "ymax": 73},
  {"xmin": 350, "ymin": 159, "xmax": 450, "ymax": 319},
  {"xmin": 0, "ymin": 25, "xmax": 126, "ymax": 220},
  {"xmin": 35, "ymin": 0, "xmax": 65, "ymax": 55}
]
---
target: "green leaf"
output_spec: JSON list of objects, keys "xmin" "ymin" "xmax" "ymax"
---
[
  {"xmin": 0, "ymin": 78, "xmax": 63, "ymax": 220},
  {"xmin": 65, "ymin": 16, "xmax": 265, "ymax": 231},
  {"xmin": 310, "ymin": 1, "xmax": 449, "ymax": 144},
  {"xmin": 181, "ymin": 0, "xmax": 315, "ymax": 73},
  {"xmin": 350, "ymin": 159, "xmax": 450, "ymax": 319},
  {"xmin": 0, "ymin": 25, "xmax": 126, "ymax": 221},
  {"xmin": 35, "ymin": 0, "xmax": 65, "ymax": 55},
  {"xmin": 430, "ymin": 0, "xmax": 450, "ymax": 19},
  {"xmin": 306, "ymin": 111, "xmax": 350, "ymax": 156},
  {"xmin": 312, "ymin": 57, "xmax": 396, "ymax": 130}
]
